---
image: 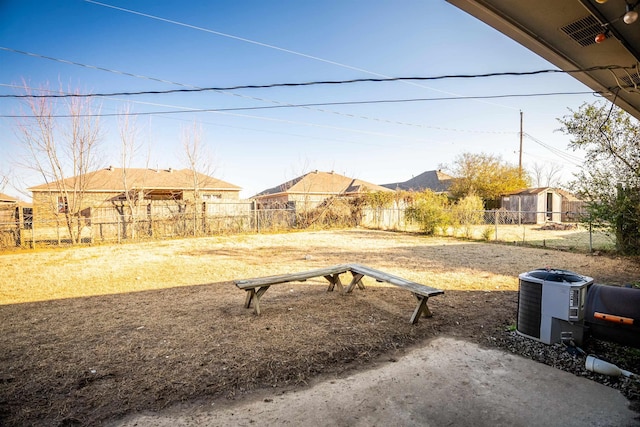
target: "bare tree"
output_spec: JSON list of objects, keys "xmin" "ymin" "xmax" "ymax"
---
[
  {"xmin": 116, "ymin": 106, "xmax": 146, "ymax": 240},
  {"xmin": 0, "ymin": 174, "xmax": 7, "ymax": 193},
  {"xmin": 531, "ymin": 162, "xmax": 545, "ymax": 187},
  {"xmin": 180, "ymin": 122, "xmax": 216, "ymax": 235},
  {"xmin": 530, "ymin": 162, "xmax": 564, "ymax": 188},
  {"xmin": 544, "ymin": 163, "xmax": 563, "ymax": 188},
  {"xmin": 16, "ymin": 85, "xmax": 102, "ymax": 244},
  {"xmin": 181, "ymin": 122, "xmax": 204, "ymax": 199}
]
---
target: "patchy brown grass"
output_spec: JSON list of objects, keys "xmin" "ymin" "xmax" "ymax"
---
[{"xmin": 1, "ymin": 229, "xmax": 639, "ymax": 426}]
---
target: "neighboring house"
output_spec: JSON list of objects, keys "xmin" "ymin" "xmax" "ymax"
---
[
  {"xmin": 0, "ymin": 193, "xmax": 18, "ymax": 227},
  {"xmin": 500, "ymin": 187, "xmax": 564, "ymax": 224},
  {"xmin": 0, "ymin": 193, "xmax": 32, "ymax": 236},
  {"xmin": 252, "ymin": 170, "xmax": 393, "ymax": 209},
  {"xmin": 28, "ymin": 167, "xmax": 242, "ymax": 221},
  {"xmin": 382, "ymin": 170, "xmax": 454, "ymax": 193}
]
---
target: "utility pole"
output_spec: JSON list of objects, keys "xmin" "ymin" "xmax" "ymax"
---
[{"xmin": 519, "ymin": 110, "xmax": 523, "ymax": 178}]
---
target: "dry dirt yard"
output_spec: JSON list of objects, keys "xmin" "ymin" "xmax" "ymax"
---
[{"xmin": 1, "ymin": 228, "xmax": 639, "ymax": 426}]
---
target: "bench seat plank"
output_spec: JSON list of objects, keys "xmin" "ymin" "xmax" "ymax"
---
[
  {"xmin": 347, "ymin": 263, "xmax": 444, "ymax": 297},
  {"xmin": 235, "ymin": 264, "xmax": 352, "ymax": 290},
  {"xmin": 235, "ymin": 264, "xmax": 353, "ymax": 315}
]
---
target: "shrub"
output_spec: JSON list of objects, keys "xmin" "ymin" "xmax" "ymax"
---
[
  {"xmin": 405, "ymin": 190, "xmax": 450, "ymax": 235},
  {"xmin": 452, "ymin": 195, "xmax": 485, "ymax": 238}
]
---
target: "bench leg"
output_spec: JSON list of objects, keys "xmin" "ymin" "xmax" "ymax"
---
[
  {"xmin": 244, "ymin": 286, "xmax": 271, "ymax": 315},
  {"xmin": 325, "ymin": 274, "xmax": 344, "ymax": 292},
  {"xmin": 244, "ymin": 289, "xmax": 255, "ymax": 309},
  {"xmin": 410, "ymin": 294, "xmax": 432, "ymax": 324},
  {"xmin": 345, "ymin": 273, "xmax": 365, "ymax": 293}
]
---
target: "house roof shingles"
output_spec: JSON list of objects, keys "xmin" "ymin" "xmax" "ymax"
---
[
  {"xmin": 253, "ymin": 170, "xmax": 392, "ymax": 198},
  {"xmin": 382, "ymin": 170, "xmax": 454, "ymax": 193},
  {"xmin": 28, "ymin": 167, "xmax": 241, "ymax": 192},
  {"xmin": 0, "ymin": 193, "xmax": 18, "ymax": 203}
]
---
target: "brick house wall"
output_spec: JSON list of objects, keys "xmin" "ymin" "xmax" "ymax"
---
[{"xmin": 32, "ymin": 188, "xmax": 240, "ymax": 222}]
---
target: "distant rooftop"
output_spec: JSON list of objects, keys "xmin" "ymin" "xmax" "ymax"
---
[
  {"xmin": 382, "ymin": 170, "xmax": 454, "ymax": 193},
  {"xmin": 28, "ymin": 167, "xmax": 242, "ymax": 192},
  {"xmin": 0, "ymin": 192, "xmax": 19, "ymax": 203},
  {"xmin": 253, "ymin": 170, "xmax": 392, "ymax": 198}
]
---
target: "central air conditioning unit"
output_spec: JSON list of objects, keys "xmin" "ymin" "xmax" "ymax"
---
[{"xmin": 517, "ymin": 268, "xmax": 594, "ymax": 345}]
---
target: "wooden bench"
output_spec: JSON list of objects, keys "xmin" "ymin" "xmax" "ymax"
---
[
  {"xmin": 234, "ymin": 263, "xmax": 444, "ymax": 324},
  {"xmin": 234, "ymin": 264, "xmax": 353, "ymax": 316},
  {"xmin": 346, "ymin": 263, "xmax": 444, "ymax": 323}
]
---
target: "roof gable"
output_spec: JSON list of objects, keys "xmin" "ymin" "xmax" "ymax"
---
[
  {"xmin": 254, "ymin": 171, "xmax": 392, "ymax": 198},
  {"xmin": 28, "ymin": 167, "xmax": 241, "ymax": 192}
]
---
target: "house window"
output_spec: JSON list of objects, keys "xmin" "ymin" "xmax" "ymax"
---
[
  {"xmin": 202, "ymin": 193, "xmax": 222, "ymax": 200},
  {"xmin": 58, "ymin": 196, "xmax": 68, "ymax": 213}
]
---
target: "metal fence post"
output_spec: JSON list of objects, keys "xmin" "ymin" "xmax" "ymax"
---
[{"xmin": 253, "ymin": 200, "xmax": 259, "ymax": 233}]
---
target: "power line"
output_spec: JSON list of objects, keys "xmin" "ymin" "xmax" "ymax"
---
[
  {"xmin": 3, "ymin": 82, "xmax": 514, "ymax": 137},
  {"xmin": 0, "ymin": 47, "xmax": 192, "ymax": 88},
  {"xmin": 7, "ymin": 90, "xmax": 441, "ymax": 144},
  {"xmin": 522, "ymin": 151, "xmax": 574, "ymax": 167},
  {"xmin": 0, "ymin": 47, "xmax": 628, "ymax": 99},
  {"xmin": 0, "ymin": 44, "xmax": 608, "ymax": 141},
  {"xmin": 0, "ymin": 91, "xmax": 597, "ymax": 121},
  {"xmin": 0, "ymin": 47, "xmax": 330, "ymax": 117},
  {"xmin": 0, "ymin": 46, "xmax": 541, "ymax": 129},
  {"xmin": 84, "ymin": 0, "xmax": 514, "ymax": 109},
  {"xmin": 523, "ymin": 133, "xmax": 584, "ymax": 166},
  {"xmin": 1, "ymin": 77, "xmax": 598, "ymax": 140},
  {"xmin": 525, "ymin": 133, "xmax": 584, "ymax": 162}
]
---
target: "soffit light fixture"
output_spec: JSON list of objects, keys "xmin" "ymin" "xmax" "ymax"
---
[
  {"xmin": 593, "ymin": 0, "xmax": 639, "ymax": 43},
  {"xmin": 592, "ymin": 0, "xmax": 639, "ymax": 24},
  {"xmin": 623, "ymin": 2, "xmax": 639, "ymax": 23}
]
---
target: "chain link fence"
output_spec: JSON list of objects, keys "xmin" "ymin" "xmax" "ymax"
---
[
  {"xmin": 0, "ymin": 201, "xmax": 296, "ymax": 248},
  {"xmin": 360, "ymin": 207, "xmax": 616, "ymax": 253},
  {"xmin": 0, "ymin": 204, "xmax": 617, "ymax": 253}
]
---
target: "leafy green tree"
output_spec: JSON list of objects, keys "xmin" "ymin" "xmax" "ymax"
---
[
  {"xmin": 448, "ymin": 152, "xmax": 530, "ymax": 204},
  {"xmin": 405, "ymin": 190, "xmax": 450, "ymax": 235},
  {"xmin": 557, "ymin": 101, "xmax": 640, "ymax": 254}
]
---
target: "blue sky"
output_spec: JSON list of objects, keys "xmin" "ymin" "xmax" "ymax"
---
[{"xmin": 0, "ymin": 0, "xmax": 596, "ymax": 199}]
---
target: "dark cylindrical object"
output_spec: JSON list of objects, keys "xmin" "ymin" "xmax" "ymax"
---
[{"xmin": 585, "ymin": 284, "xmax": 640, "ymax": 348}]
